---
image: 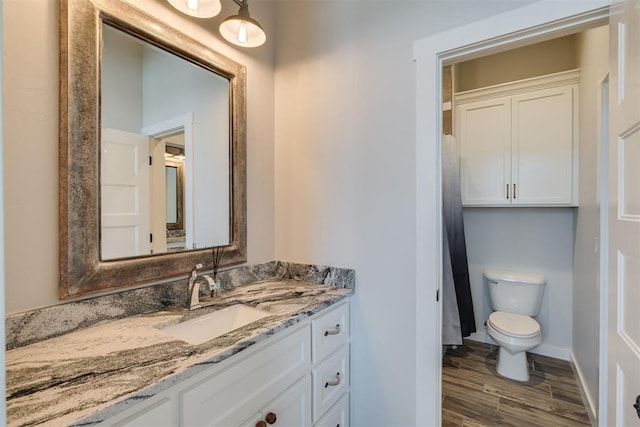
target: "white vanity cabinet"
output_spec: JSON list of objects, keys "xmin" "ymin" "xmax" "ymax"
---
[
  {"xmin": 455, "ymin": 70, "xmax": 579, "ymax": 207},
  {"xmin": 97, "ymin": 300, "xmax": 350, "ymax": 427}
]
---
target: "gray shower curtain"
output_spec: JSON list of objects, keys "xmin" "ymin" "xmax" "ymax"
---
[{"xmin": 442, "ymin": 135, "xmax": 476, "ymax": 345}]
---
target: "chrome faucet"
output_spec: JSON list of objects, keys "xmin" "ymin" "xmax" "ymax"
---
[{"xmin": 187, "ymin": 264, "xmax": 215, "ymax": 310}]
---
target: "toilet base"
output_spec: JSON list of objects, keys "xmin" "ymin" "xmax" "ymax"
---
[{"xmin": 496, "ymin": 346, "xmax": 530, "ymax": 381}]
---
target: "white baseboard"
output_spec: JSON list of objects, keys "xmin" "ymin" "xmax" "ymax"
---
[
  {"xmin": 570, "ymin": 351, "xmax": 597, "ymax": 425},
  {"xmin": 466, "ymin": 331, "xmax": 571, "ymax": 361}
]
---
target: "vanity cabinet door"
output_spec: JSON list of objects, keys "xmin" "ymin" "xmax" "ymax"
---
[
  {"xmin": 181, "ymin": 325, "xmax": 310, "ymax": 426},
  {"xmin": 241, "ymin": 375, "xmax": 312, "ymax": 427}
]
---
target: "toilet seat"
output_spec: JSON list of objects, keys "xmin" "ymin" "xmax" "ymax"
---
[{"xmin": 488, "ymin": 311, "xmax": 540, "ymax": 338}]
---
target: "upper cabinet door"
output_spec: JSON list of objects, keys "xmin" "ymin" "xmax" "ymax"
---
[
  {"xmin": 511, "ymin": 85, "xmax": 576, "ymax": 205},
  {"xmin": 458, "ymin": 97, "xmax": 512, "ymax": 205}
]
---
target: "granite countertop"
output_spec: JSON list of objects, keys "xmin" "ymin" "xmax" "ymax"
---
[{"xmin": 6, "ymin": 278, "xmax": 353, "ymax": 427}]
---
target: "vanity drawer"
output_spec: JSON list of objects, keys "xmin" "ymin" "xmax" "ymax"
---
[
  {"xmin": 312, "ymin": 302, "xmax": 349, "ymax": 363},
  {"xmin": 314, "ymin": 393, "xmax": 349, "ymax": 427},
  {"xmin": 181, "ymin": 325, "xmax": 310, "ymax": 426},
  {"xmin": 312, "ymin": 344, "xmax": 349, "ymax": 422}
]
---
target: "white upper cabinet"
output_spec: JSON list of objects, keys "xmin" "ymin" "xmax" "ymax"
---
[{"xmin": 455, "ymin": 70, "xmax": 579, "ymax": 207}]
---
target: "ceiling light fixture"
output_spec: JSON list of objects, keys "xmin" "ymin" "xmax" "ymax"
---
[
  {"xmin": 167, "ymin": 0, "xmax": 222, "ymax": 19},
  {"xmin": 219, "ymin": 0, "xmax": 266, "ymax": 48}
]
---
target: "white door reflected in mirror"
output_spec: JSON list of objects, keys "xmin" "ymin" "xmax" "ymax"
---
[{"xmin": 101, "ymin": 128, "xmax": 151, "ymax": 259}]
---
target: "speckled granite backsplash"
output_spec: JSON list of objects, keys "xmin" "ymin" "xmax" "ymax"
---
[{"xmin": 6, "ymin": 261, "xmax": 355, "ymax": 350}]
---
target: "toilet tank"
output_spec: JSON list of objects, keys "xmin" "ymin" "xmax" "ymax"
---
[{"xmin": 484, "ymin": 269, "xmax": 546, "ymax": 316}]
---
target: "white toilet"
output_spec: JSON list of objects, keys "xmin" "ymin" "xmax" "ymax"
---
[{"xmin": 484, "ymin": 269, "xmax": 546, "ymax": 382}]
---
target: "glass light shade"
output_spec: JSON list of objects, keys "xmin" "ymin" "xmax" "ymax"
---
[
  {"xmin": 219, "ymin": 15, "xmax": 266, "ymax": 48},
  {"xmin": 167, "ymin": 0, "xmax": 221, "ymax": 18}
]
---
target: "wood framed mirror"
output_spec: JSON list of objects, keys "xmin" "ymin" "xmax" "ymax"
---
[{"xmin": 59, "ymin": 0, "xmax": 247, "ymax": 298}]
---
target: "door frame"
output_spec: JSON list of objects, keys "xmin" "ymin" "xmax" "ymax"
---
[
  {"xmin": 413, "ymin": 2, "xmax": 610, "ymax": 425},
  {"xmin": 598, "ymin": 73, "xmax": 610, "ymax": 426},
  {"xmin": 142, "ymin": 113, "xmax": 195, "ymax": 250}
]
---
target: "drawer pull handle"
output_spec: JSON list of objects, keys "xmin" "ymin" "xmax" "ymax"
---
[
  {"xmin": 324, "ymin": 324, "xmax": 341, "ymax": 336},
  {"xmin": 265, "ymin": 412, "xmax": 277, "ymax": 424},
  {"xmin": 325, "ymin": 372, "xmax": 341, "ymax": 388},
  {"xmin": 255, "ymin": 412, "xmax": 277, "ymax": 427}
]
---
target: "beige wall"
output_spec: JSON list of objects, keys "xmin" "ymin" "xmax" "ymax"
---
[
  {"xmin": 3, "ymin": 0, "xmax": 276, "ymax": 313},
  {"xmin": 455, "ymin": 35, "xmax": 577, "ymax": 92}
]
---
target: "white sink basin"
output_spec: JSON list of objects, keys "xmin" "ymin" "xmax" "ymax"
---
[{"xmin": 161, "ymin": 305, "xmax": 272, "ymax": 345}]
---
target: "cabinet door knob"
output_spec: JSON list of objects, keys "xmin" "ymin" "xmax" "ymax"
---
[
  {"xmin": 324, "ymin": 324, "xmax": 341, "ymax": 336},
  {"xmin": 265, "ymin": 412, "xmax": 277, "ymax": 424},
  {"xmin": 256, "ymin": 422, "xmax": 267, "ymax": 427},
  {"xmin": 513, "ymin": 183, "xmax": 517, "ymax": 199},
  {"xmin": 325, "ymin": 372, "xmax": 341, "ymax": 388}
]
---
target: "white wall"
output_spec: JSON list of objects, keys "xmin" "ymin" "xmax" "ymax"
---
[
  {"xmin": 572, "ymin": 25, "xmax": 609, "ymax": 417},
  {"xmin": 464, "ymin": 207, "xmax": 575, "ymax": 359},
  {"xmin": 273, "ymin": 1, "xmax": 537, "ymax": 425},
  {"xmin": 102, "ymin": 27, "xmax": 143, "ymax": 132},
  {"xmin": 3, "ymin": 0, "xmax": 276, "ymax": 313}
]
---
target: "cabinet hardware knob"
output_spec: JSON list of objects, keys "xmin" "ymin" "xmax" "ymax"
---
[
  {"xmin": 513, "ymin": 183, "xmax": 517, "ymax": 199},
  {"xmin": 506, "ymin": 184, "xmax": 509, "ymax": 199},
  {"xmin": 324, "ymin": 324, "xmax": 341, "ymax": 337},
  {"xmin": 256, "ymin": 422, "xmax": 267, "ymax": 427},
  {"xmin": 634, "ymin": 395, "xmax": 640, "ymax": 419},
  {"xmin": 265, "ymin": 412, "xmax": 277, "ymax": 424},
  {"xmin": 325, "ymin": 372, "xmax": 341, "ymax": 388}
]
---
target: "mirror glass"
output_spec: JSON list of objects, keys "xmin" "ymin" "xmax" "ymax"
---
[{"xmin": 100, "ymin": 24, "xmax": 230, "ymax": 260}]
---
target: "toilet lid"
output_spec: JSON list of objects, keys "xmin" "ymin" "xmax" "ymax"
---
[{"xmin": 488, "ymin": 311, "xmax": 540, "ymax": 338}]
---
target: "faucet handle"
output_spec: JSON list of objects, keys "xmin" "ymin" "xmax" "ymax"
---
[
  {"xmin": 191, "ymin": 263, "xmax": 204, "ymax": 277},
  {"xmin": 201, "ymin": 274, "xmax": 215, "ymax": 291}
]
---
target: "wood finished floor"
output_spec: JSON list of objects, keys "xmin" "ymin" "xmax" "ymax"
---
[{"xmin": 442, "ymin": 340, "xmax": 592, "ymax": 427}]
